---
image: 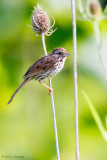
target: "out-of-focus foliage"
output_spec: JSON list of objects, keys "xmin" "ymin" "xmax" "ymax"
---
[
  {"xmin": 99, "ymin": 0, "xmax": 107, "ymax": 10},
  {"xmin": 82, "ymin": 90, "xmax": 107, "ymax": 141},
  {"xmin": 0, "ymin": 0, "xmax": 107, "ymax": 160}
]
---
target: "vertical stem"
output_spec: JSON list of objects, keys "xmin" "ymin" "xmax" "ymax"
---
[
  {"xmin": 41, "ymin": 32, "xmax": 60, "ymax": 160},
  {"xmin": 49, "ymin": 78, "xmax": 60, "ymax": 160},
  {"xmin": 41, "ymin": 32, "xmax": 48, "ymax": 56},
  {"xmin": 71, "ymin": 1, "xmax": 80, "ymax": 160},
  {"xmin": 93, "ymin": 20, "xmax": 107, "ymax": 81}
]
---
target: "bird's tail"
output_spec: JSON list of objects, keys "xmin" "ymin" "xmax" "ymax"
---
[{"xmin": 7, "ymin": 78, "xmax": 30, "ymax": 105}]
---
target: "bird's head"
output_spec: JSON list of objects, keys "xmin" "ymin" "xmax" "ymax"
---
[{"xmin": 52, "ymin": 48, "xmax": 70, "ymax": 58}]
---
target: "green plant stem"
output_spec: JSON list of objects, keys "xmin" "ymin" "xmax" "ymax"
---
[
  {"xmin": 93, "ymin": 20, "xmax": 107, "ymax": 82},
  {"xmin": 41, "ymin": 32, "xmax": 60, "ymax": 160},
  {"xmin": 71, "ymin": 1, "xmax": 79, "ymax": 160}
]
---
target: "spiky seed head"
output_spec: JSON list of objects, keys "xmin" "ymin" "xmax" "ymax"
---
[
  {"xmin": 89, "ymin": 1, "xmax": 101, "ymax": 17},
  {"xmin": 32, "ymin": 4, "xmax": 52, "ymax": 35}
]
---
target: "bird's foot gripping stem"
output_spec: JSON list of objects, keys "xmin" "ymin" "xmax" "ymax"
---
[
  {"xmin": 39, "ymin": 81, "xmax": 53, "ymax": 95},
  {"xmin": 49, "ymin": 88, "xmax": 53, "ymax": 95}
]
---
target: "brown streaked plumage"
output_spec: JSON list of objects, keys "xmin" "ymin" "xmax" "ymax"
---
[{"xmin": 8, "ymin": 48, "xmax": 70, "ymax": 104}]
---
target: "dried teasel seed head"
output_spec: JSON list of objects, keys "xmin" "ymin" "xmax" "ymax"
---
[
  {"xmin": 89, "ymin": 1, "xmax": 101, "ymax": 17},
  {"xmin": 31, "ymin": 4, "xmax": 56, "ymax": 36}
]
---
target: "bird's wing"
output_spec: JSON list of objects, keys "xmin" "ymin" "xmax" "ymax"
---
[{"xmin": 23, "ymin": 55, "xmax": 56, "ymax": 79}]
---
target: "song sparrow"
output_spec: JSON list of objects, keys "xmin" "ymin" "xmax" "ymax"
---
[{"xmin": 8, "ymin": 48, "xmax": 70, "ymax": 104}]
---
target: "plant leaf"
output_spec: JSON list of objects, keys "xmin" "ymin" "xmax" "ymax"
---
[{"xmin": 82, "ymin": 90, "xmax": 107, "ymax": 141}]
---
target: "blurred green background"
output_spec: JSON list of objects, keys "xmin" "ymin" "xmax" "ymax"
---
[{"xmin": 0, "ymin": 0, "xmax": 107, "ymax": 159}]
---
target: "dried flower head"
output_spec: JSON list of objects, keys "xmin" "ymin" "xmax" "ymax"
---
[
  {"xmin": 89, "ymin": 1, "xmax": 101, "ymax": 17},
  {"xmin": 28, "ymin": 4, "xmax": 56, "ymax": 36}
]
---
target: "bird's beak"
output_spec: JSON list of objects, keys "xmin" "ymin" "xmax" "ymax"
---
[{"xmin": 64, "ymin": 53, "xmax": 70, "ymax": 57}]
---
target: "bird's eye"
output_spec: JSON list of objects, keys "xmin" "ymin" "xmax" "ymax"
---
[{"xmin": 58, "ymin": 52, "xmax": 62, "ymax": 55}]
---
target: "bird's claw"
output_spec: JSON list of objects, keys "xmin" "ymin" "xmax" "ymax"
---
[{"xmin": 49, "ymin": 88, "xmax": 53, "ymax": 95}]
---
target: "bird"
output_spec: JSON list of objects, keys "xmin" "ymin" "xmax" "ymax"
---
[{"xmin": 7, "ymin": 48, "xmax": 70, "ymax": 104}]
